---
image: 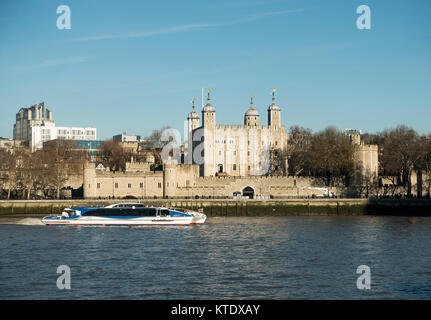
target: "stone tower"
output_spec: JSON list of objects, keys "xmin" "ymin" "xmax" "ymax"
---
[
  {"xmin": 201, "ymin": 89, "xmax": 216, "ymax": 176},
  {"xmin": 268, "ymin": 89, "xmax": 281, "ymax": 129},
  {"xmin": 83, "ymin": 162, "xmax": 97, "ymax": 199},
  {"xmin": 202, "ymin": 89, "xmax": 216, "ymax": 129},
  {"xmin": 186, "ymin": 97, "xmax": 200, "ymax": 164},
  {"xmin": 163, "ymin": 159, "xmax": 178, "ymax": 198},
  {"xmin": 187, "ymin": 97, "xmax": 200, "ymax": 131}
]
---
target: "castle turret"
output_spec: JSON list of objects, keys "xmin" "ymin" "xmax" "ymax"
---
[
  {"xmin": 187, "ymin": 97, "xmax": 200, "ymax": 131},
  {"xmin": 202, "ymin": 89, "xmax": 215, "ymax": 129},
  {"xmin": 244, "ymin": 94, "xmax": 260, "ymax": 127},
  {"xmin": 186, "ymin": 97, "xmax": 200, "ymax": 164},
  {"xmin": 163, "ymin": 159, "xmax": 177, "ymax": 198},
  {"xmin": 201, "ymin": 89, "xmax": 216, "ymax": 176},
  {"xmin": 268, "ymin": 88, "xmax": 281, "ymax": 129},
  {"xmin": 83, "ymin": 162, "xmax": 96, "ymax": 199}
]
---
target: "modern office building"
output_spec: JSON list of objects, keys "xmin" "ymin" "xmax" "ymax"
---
[
  {"xmin": 13, "ymin": 102, "xmax": 97, "ymax": 151},
  {"xmin": 113, "ymin": 132, "xmax": 142, "ymax": 143}
]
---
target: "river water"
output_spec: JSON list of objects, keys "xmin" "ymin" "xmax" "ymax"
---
[{"xmin": 0, "ymin": 215, "xmax": 430, "ymax": 299}]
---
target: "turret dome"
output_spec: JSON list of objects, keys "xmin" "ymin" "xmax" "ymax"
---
[
  {"xmin": 245, "ymin": 94, "xmax": 260, "ymax": 116},
  {"xmin": 268, "ymin": 88, "xmax": 281, "ymax": 111},
  {"xmin": 188, "ymin": 97, "xmax": 200, "ymax": 119},
  {"xmin": 202, "ymin": 89, "xmax": 215, "ymax": 112},
  {"xmin": 202, "ymin": 103, "xmax": 215, "ymax": 112},
  {"xmin": 245, "ymin": 106, "xmax": 259, "ymax": 116},
  {"xmin": 188, "ymin": 109, "xmax": 200, "ymax": 119}
]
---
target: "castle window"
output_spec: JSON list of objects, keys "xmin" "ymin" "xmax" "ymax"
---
[
  {"xmin": 97, "ymin": 183, "xmax": 100, "ymax": 189},
  {"xmin": 233, "ymin": 151, "xmax": 236, "ymax": 156},
  {"xmin": 115, "ymin": 183, "xmax": 118, "ymax": 189},
  {"xmin": 128, "ymin": 183, "xmax": 131, "ymax": 188},
  {"xmin": 158, "ymin": 182, "xmax": 161, "ymax": 188},
  {"xmin": 248, "ymin": 166, "xmax": 251, "ymax": 170},
  {"xmin": 233, "ymin": 164, "xmax": 237, "ymax": 171},
  {"xmin": 140, "ymin": 182, "xmax": 143, "ymax": 189},
  {"xmin": 248, "ymin": 151, "xmax": 250, "ymax": 156},
  {"xmin": 275, "ymin": 141, "xmax": 278, "ymax": 145}
]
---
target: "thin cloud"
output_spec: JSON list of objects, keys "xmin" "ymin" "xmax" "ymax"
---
[
  {"xmin": 70, "ymin": 8, "xmax": 308, "ymax": 42},
  {"xmin": 35, "ymin": 56, "xmax": 93, "ymax": 68},
  {"xmin": 13, "ymin": 56, "xmax": 93, "ymax": 75}
]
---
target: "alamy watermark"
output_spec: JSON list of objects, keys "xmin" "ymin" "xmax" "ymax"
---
[
  {"xmin": 56, "ymin": 265, "xmax": 71, "ymax": 290},
  {"xmin": 357, "ymin": 5, "xmax": 371, "ymax": 30},
  {"xmin": 356, "ymin": 265, "xmax": 371, "ymax": 290},
  {"xmin": 56, "ymin": 5, "xmax": 71, "ymax": 30}
]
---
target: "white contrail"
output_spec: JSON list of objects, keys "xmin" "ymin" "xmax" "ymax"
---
[{"xmin": 70, "ymin": 8, "xmax": 308, "ymax": 42}]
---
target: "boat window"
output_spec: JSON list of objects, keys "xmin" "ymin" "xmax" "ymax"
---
[
  {"xmin": 160, "ymin": 209, "xmax": 170, "ymax": 217},
  {"xmin": 81, "ymin": 207, "xmax": 157, "ymax": 217}
]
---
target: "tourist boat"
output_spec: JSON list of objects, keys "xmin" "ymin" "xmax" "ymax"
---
[{"xmin": 41, "ymin": 203, "xmax": 207, "ymax": 226}]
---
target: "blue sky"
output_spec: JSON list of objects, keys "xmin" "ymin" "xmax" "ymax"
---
[{"xmin": 0, "ymin": 0, "xmax": 430, "ymax": 140}]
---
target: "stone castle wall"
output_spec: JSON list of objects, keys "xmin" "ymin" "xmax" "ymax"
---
[{"xmin": 83, "ymin": 161, "xmax": 334, "ymax": 199}]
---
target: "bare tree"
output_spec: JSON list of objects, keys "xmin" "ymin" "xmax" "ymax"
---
[
  {"xmin": 100, "ymin": 139, "xmax": 132, "ymax": 172},
  {"xmin": 0, "ymin": 149, "xmax": 20, "ymax": 199},
  {"xmin": 286, "ymin": 126, "xmax": 312, "ymax": 176},
  {"xmin": 16, "ymin": 149, "xmax": 38, "ymax": 199},
  {"xmin": 380, "ymin": 126, "xmax": 422, "ymax": 197},
  {"xmin": 306, "ymin": 126, "xmax": 355, "ymax": 187},
  {"xmin": 145, "ymin": 126, "xmax": 172, "ymax": 169},
  {"xmin": 44, "ymin": 140, "xmax": 85, "ymax": 199},
  {"xmin": 415, "ymin": 135, "xmax": 431, "ymax": 197}
]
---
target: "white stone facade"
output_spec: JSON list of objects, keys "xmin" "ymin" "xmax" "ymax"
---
[{"xmin": 185, "ymin": 90, "xmax": 288, "ymax": 177}]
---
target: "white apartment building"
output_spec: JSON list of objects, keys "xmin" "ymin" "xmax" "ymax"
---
[
  {"xmin": 13, "ymin": 102, "xmax": 97, "ymax": 151},
  {"xmin": 31, "ymin": 125, "xmax": 97, "ymax": 151}
]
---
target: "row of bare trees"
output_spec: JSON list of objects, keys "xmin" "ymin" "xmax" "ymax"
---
[
  {"xmin": 284, "ymin": 126, "xmax": 355, "ymax": 187},
  {"xmin": 364, "ymin": 125, "xmax": 431, "ymax": 197},
  {"xmin": 0, "ymin": 140, "xmax": 86, "ymax": 199},
  {"xmin": 284, "ymin": 125, "xmax": 431, "ymax": 197}
]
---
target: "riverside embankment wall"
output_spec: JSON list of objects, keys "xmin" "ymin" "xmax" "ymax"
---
[{"xmin": 1, "ymin": 199, "xmax": 431, "ymax": 216}]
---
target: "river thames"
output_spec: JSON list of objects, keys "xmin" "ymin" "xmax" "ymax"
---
[{"xmin": 0, "ymin": 215, "xmax": 430, "ymax": 299}]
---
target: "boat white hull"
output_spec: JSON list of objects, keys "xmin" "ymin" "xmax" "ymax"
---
[
  {"xmin": 42, "ymin": 204, "xmax": 207, "ymax": 226},
  {"xmin": 42, "ymin": 216, "xmax": 202, "ymax": 226}
]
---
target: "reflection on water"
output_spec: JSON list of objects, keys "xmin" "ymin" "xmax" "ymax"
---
[{"xmin": 0, "ymin": 215, "xmax": 431, "ymax": 299}]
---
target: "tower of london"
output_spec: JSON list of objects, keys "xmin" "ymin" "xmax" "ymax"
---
[{"xmin": 185, "ymin": 89, "xmax": 288, "ymax": 177}]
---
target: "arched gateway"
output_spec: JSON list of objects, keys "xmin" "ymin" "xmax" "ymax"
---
[{"xmin": 242, "ymin": 186, "xmax": 254, "ymax": 199}]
